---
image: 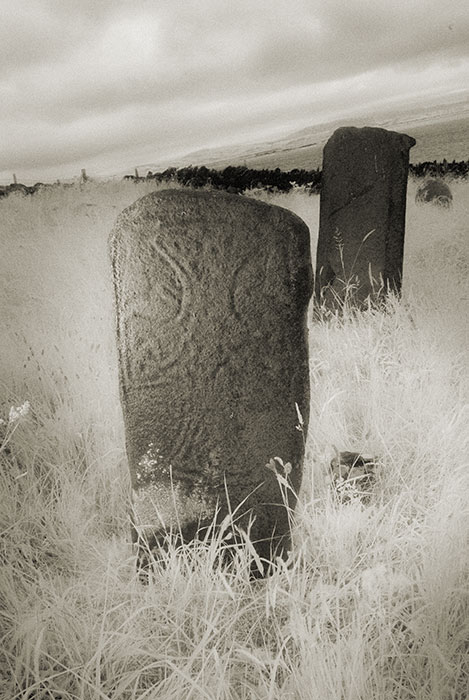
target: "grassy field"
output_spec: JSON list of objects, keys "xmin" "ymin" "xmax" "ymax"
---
[{"xmin": 1, "ymin": 178, "xmax": 468, "ymax": 699}]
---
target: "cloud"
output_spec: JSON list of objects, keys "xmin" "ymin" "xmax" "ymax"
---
[{"xmin": 1, "ymin": 0, "xmax": 468, "ymax": 181}]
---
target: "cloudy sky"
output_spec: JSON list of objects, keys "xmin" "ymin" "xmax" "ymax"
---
[{"xmin": 1, "ymin": 0, "xmax": 469, "ymax": 183}]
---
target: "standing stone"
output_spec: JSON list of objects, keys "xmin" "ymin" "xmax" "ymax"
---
[
  {"xmin": 315, "ymin": 126, "xmax": 415, "ymax": 310},
  {"xmin": 109, "ymin": 189, "xmax": 313, "ymax": 568}
]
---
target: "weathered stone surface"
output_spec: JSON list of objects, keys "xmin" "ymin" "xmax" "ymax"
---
[
  {"xmin": 315, "ymin": 126, "xmax": 415, "ymax": 309},
  {"xmin": 415, "ymin": 178, "xmax": 452, "ymax": 208},
  {"xmin": 109, "ymin": 189, "xmax": 313, "ymax": 566}
]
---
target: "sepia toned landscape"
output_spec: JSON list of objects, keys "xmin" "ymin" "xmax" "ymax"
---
[
  {"xmin": 2, "ymin": 2, "xmax": 469, "ymax": 697},
  {"xmin": 1, "ymin": 166, "xmax": 468, "ymax": 698}
]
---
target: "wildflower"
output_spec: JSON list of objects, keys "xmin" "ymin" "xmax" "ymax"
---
[
  {"xmin": 8, "ymin": 401, "xmax": 30, "ymax": 423},
  {"xmin": 8, "ymin": 408, "xmax": 19, "ymax": 423},
  {"xmin": 265, "ymin": 456, "xmax": 292, "ymax": 477}
]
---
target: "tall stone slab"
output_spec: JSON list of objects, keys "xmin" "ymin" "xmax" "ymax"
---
[
  {"xmin": 315, "ymin": 126, "xmax": 415, "ymax": 310},
  {"xmin": 109, "ymin": 189, "xmax": 313, "ymax": 567}
]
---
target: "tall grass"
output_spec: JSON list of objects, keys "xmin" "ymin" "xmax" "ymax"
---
[{"xmin": 1, "ymin": 178, "xmax": 468, "ymax": 699}]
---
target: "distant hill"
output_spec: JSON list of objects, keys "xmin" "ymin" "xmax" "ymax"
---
[{"xmin": 130, "ymin": 94, "xmax": 469, "ymax": 176}]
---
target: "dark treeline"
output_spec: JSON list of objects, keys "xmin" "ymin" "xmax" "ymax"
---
[
  {"xmin": 0, "ymin": 182, "xmax": 42, "ymax": 197},
  {"xmin": 409, "ymin": 159, "xmax": 469, "ymax": 178},
  {"xmin": 126, "ymin": 160, "xmax": 469, "ymax": 193},
  {"xmin": 1, "ymin": 159, "xmax": 469, "ymax": 199},
  {"xmin": 126, "ymin": 165, "xmax": 323, "ymax": 194},
  {"xmin": 0, "ymin": 182, "xmax": 68, "ymax": 198}
]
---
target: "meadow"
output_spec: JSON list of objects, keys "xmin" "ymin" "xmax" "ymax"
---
[{"xmin": 1, "ymin": 177, "xmax": 468, "ymax": 699}]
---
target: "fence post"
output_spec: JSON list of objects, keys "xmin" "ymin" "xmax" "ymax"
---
[{"xmin": 12, "ymin": 174, "xmax": 17, "ymax": 184}]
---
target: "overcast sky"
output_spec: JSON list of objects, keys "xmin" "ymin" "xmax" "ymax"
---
[{"xmin": 1, "ymin": 0, "xmax": 469, "ymax": 183}]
